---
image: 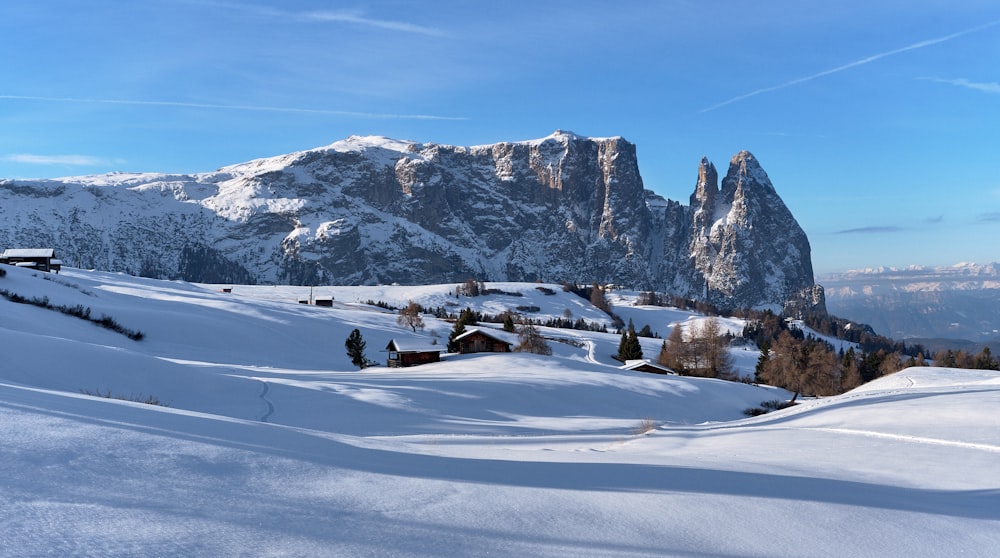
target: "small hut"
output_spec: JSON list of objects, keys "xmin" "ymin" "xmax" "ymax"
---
[
  {"xmin": 453, "ymin": 328, "xmax": 513, "ymax": 354},
  {"xmin": 620, "ymin": 359, "xmax": 677, "ymax": 375},
  {"xmin": 0, "ymin": 248, "xmax": 61, "ymax": 273},
  {"xmin": 385, "ymin": 339, "xmax": 443, "ymax": 368}
]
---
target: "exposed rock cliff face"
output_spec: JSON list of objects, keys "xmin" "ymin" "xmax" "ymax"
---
[
  {"xmin": 685, "ymin": 151, "xmax": 822, "ymax": 313},
  {"xmin": 0, "ymin": 131, "xmax": 824, "ymax": 311}
]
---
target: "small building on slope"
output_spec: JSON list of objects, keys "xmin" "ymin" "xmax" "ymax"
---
[
  {"xmin": 620, "ymin": 359, "xmax": 677, "ymax": 376},
  {"xmin": 385, "ymin": 339, "xmax": 444, "ymax": 368},
  {"xmin": 453, "ymin": 328, "xmax": 513, "ymax": 354},
  {"xmin": 0, "ymin": 248, "xmax": 61, "ymax": 273}
]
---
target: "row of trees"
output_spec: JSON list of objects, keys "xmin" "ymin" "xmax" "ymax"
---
[{"xmin": 932, "ymin": 347, "xmax": 999, "ymax": 370}]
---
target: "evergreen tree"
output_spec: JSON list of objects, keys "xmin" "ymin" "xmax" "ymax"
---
[
  {"xmin": 617, "ymin": 322, "xmax": 643, "ymax": 361},
  {"xmin": 502, "ymin": 313, "xmax": 516, "ymax": 333},
  {"xmin": 447, "ymin": 307, "xmax": 478, "ymax": 352},
  {"xmin": 345, "ymin": 329, "xmax": 369, "ymax": 369},
  {"xmin": 754, "ymin": 342, "xmax": 770, "ymax": 384}
]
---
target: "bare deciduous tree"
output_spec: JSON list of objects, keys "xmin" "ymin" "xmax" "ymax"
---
[{"xmin": 397, "ymin": 301, "xmax": 425, "ymax": 332}]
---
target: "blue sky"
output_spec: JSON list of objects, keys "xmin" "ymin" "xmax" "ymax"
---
[{"xmin": 1, "ymin": 1, "xmax": 998, "ymax": 274}]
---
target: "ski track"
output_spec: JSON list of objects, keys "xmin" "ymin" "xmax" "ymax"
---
[
  {"xmin": 802, "ymin": 426, "xmax": 1000, "ymax": 453},
  {"xmin": 257, "ymin": 380, "xmax": 275, "ymax": 423},
  {"xmin": 585, "ymin": 339, "xmax": 598, "ymax": 365}
]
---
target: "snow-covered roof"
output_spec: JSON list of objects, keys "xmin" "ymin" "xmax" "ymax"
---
[
  {"xmin": 385, "ymin": 339, "xmax": 444, "ymax": 353},
  {"xmin": 452, "ymin": 328, "xmax": 513, "ymax": 344},
  {"xmin": 1, "ymin": 248, "xmax": 55, "ymax": 258},
  {"xmin": 620, "ymin": 359, "xmax": 676, "ymax": 374}
]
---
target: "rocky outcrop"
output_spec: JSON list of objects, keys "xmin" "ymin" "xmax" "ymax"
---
[
  {"xmin": 684, "ymin": 151, "xmax": 823, "ymax": 313},
  {"xmin": 0, "ymin": 131, "xmax": 825, "ymax": 311}
]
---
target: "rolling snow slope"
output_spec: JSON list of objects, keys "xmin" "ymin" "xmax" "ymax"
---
[{"xmin": 0, "ymin": 265, "xmax": 997, "ymax": 557}]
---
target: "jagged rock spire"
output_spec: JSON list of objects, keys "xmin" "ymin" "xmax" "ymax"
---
[{"xmin": 691, "ymin": 157, "xmax": 718, "ymax": 208}]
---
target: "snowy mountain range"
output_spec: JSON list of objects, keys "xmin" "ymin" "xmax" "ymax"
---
[
  {"xmin": 0, "ymin": 131, "xmax": 824, "ymax": 311},
  {"xmin": 821, "ymin": 262, "xmax": 1000, "ymax": 343}
]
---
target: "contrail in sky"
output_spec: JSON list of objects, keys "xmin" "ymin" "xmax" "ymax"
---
[
  {"xmin": 700, "ymin": 18, "xmax": 1000, "ymax": 113},
  {"xmin": 0, "ymin": 95, "xmax": 466, "ymax": 121}
]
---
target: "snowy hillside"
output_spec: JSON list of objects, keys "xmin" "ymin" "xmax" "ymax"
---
[{"xmin": 1, "ymin": 265, "xmax": 997, "ymax": 556}]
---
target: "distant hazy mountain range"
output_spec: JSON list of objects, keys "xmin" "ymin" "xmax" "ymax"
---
[
  {"xmin": 0, "ymin": 131, "xmax": 824, "ymax": 311},
  {"xmin": 820, "ymin": 263, "xmax": 1000, "ymax": 345}
]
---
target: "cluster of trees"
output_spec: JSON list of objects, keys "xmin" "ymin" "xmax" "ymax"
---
[
  {"xmin": 933, "ymin": 347, "xmax": 999, "ymax": 370},
  {"xmin": 753, "ymin": 330, "xmax": 1000, "ymax": 399},
  {"xmin": 656, "ymin": 318, "xmax": 734, "ymax": 379},
  {"xmin": 757, "ymin": 332, "xmax": 848, "ymax": 401}
]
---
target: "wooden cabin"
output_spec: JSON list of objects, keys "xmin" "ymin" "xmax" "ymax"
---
[
  {"xmin": 0, "ymin": 248, "xmax": 61, "ymax": 273},
  {"xmin": 385, "ymin": 339, "xmax": 443, "ymax": 368},
  {"xmin": 453, "ymin": 328, "xmax": 513, "ymax": 354},
  {"xmin": 620, "ymin": 359, "xmax": 677, "ymax": 375}
]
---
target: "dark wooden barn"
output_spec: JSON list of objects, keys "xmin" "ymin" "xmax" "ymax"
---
[
  {"xmin": 453, "ymin": 328, "xmax": 513, "ymax": 354},
  {"xmin": 385, "ymin": 339, "xmax": 443, "ymax": 368}
]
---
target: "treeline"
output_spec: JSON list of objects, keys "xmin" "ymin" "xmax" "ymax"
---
[
  {"xmin": 743, "ymin": 310, "xmax": 924, "ymax": 398},
  {"xmin": 932, "ymin": 347, "xmax": 999, "ymax": 370},
  {"xmin": 368, "ymin": 299, "xmax": 610, "ymax": 333}
]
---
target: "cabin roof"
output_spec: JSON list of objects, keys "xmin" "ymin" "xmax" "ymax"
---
[
  {"xmin": 452, "ymin": 328, "xmax": 514, "ymax": 344},
  {"xmin": 385, "ymin": 339, "xmax": 444, "ymax": 353},
  {"xmin": 620, "ymin": 359, "xmax": 676, "ymax": 374},
  {"xmin": 1, "ymin": 248, "xmax": 55, "ymax": 258}
]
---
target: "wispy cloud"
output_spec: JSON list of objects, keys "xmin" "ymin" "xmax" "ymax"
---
[
  {"xmin": 834, "ymin": 226, "xmax": 905, "ymax": 235},
  {"xmin": 0, "ymin": 95, "xmax": 466, "ymax": 121},
  {"xmin": 3, "ymin": 154, "xmax": 119, "ymax": 166},
  {"xmin": 922, "ymin": 77, "xmax": 1000, "ymax": 94},
  {"xmin": 979, "ymin": 212, "xmax": 1000, "ymax": 223},
  {"xmin": 174, "ymin": 1, "xmax": 445, "ymax": 37},
  {"xmin": 701, "ymin": 18, "xmax": 1000, "ymax": 113},
  {"xmin": 924, "ymin": 215, "xmax": 944, "ymax": 224},
  {"xmin": 304, "ymin": 11, "xmax": 446, "ymax": 37}
]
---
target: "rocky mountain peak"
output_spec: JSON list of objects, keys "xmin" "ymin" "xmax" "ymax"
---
[
  {"xmin": 722, "ymin": 150, "xmax": 774, "ymax": 196},
  {"xmin": 0, "ymin": 134, "xmax": 824, "ymax": 312}
]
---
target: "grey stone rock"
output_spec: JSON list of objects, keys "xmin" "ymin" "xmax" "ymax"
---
[{"xmin": 0, "ymin": 133, "xmax": 825, "ymax": 311}]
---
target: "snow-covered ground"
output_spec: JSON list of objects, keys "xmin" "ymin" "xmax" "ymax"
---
[{"xmin": 1, "ymin": 266, "xmax": 997, "ymax": 556}]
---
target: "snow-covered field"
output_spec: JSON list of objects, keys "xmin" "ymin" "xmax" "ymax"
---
[{"xmin": 1, "ymin": 266, "xmax": 997, "ymax": 556}]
